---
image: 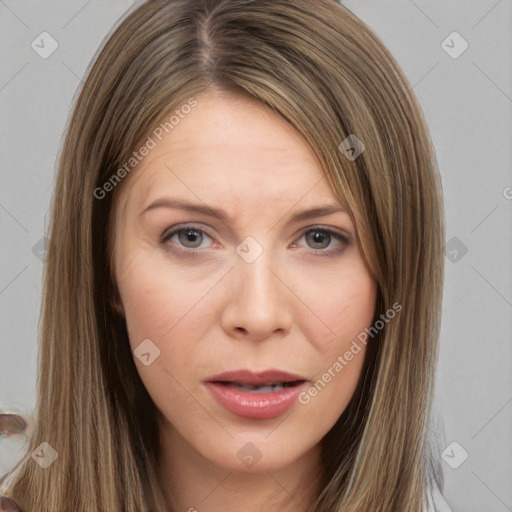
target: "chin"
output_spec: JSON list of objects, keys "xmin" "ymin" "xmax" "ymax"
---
[{"xmin": 202, "ymin": 433, "xmax": 318, "ymax": 475}]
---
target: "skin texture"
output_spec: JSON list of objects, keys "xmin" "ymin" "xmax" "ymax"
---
[{"xmin": 112, "ymin": 89, "xmax": 378, "ymax": 512}]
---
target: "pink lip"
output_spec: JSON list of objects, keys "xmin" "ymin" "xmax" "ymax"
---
[{"xmin": 205, "ymin": 369, "xmax": 308, "ymax": 420}]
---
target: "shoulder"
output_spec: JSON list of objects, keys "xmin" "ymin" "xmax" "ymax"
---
[{"xmin": 0, "ymin": 495, "xmax": 22, "ymax": 511}]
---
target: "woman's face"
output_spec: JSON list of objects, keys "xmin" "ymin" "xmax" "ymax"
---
[{"xmin": 112, "ymin": 89, "xmax": 377, "ymax": 475}]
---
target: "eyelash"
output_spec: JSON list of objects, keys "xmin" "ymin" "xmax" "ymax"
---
[{"xmin": 159, "ymin": 224, "xmax": 350, "ymax": 258}]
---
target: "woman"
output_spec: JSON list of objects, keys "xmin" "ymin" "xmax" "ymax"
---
[{"xmin": 0, "ymin": 0, "xmax": 449, "ymax": 510}]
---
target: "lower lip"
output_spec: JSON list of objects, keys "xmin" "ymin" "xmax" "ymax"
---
[{"xmin": 205, "ymin": 381, "xmax": 307, "ymax": 420}]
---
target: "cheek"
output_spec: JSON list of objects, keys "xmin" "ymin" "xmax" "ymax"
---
[
  {"xmin": 115, "ymin": 255, "xmax": 211, "ymax": 420},
  {"xmin": 293, "ymin": 259, "xmax": 377, "ymax": 350},
  {"xmin": 116, "ymin": 251, "xmax": 212, "ymax": 348},
  {"xmin": 114, "ymin": 251, "xmax": 221, "ymax": 409},
  {"xmin": 293, "ymin": 261, "xmax": 376, "ymax": 417},
  {"xmin": 300, "ymin": 345, "xmax": 366, "ymax": 432}
]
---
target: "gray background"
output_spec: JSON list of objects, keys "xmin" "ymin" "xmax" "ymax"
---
[{"xmin": 0, "ymin": 1, "xmax": 511, "ymax": 511}]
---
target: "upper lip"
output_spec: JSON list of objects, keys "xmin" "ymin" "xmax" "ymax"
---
[{"xmin": 206, "ymin": 369, "xmax": 307, "ymax": 385}]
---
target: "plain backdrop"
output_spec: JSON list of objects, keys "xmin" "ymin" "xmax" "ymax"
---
[{"xmin": 0, "ymin": 1, "xmax": 511, "ymax": 511}]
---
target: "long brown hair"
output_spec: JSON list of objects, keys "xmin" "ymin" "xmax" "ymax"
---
[{"xmin": 1, "ymin": 1, "xmax": 445, "ymax": 510}]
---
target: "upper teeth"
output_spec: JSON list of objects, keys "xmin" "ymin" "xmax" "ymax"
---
[{"xmin": 228, "ymin": 381, "xmax": 290, "ymax": 392}]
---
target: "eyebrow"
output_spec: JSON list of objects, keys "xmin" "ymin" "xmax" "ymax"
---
[{"xmin": 140, "ymin": 198, "xmax": 346, "ymax": 224}]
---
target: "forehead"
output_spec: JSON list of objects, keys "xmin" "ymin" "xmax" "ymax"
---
[{"xmin": 117, "ymin": 90, "xmax": 341, "ymax": 217}]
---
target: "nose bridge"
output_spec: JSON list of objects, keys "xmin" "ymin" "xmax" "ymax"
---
[
  {"xmin": 240, "ymin": 250, "xmax": 279, "ymax": 303},
  {"xmin": 221, "ymin": 243, "xmax": 293, "ymax": 339}
]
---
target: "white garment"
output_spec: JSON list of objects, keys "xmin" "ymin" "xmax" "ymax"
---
[{"xmin": 426, "ymin": 480, "xmax": 453, "ymax": 512}]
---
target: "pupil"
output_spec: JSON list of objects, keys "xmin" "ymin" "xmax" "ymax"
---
[
  {"xmin": 179, "ymin": 229, "xmax": 202, "ymax": 248},
  {"xmin": 308, "ymin": 230, "xmax": 330, "ymax": 249}
]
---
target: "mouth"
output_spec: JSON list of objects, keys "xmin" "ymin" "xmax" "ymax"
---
[{"xmin": 205, "ymin": 369, "xmax": 308, "ymax": 420}]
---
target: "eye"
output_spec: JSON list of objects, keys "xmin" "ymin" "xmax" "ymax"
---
[
  {"xmin": 295, "ymin": 227, "xmax": 349, "ymax": 255},
  {"xmin": 160, "ymin": 224, "xmax": 213, "ymax": 252},
  {"xmin": 160, "ymin": 224, "xmax": 350, "ymax": 257}
]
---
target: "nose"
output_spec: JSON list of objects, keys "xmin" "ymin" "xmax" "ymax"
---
[{"xmin": 220, "ymin": 251, "xmax": 294, "ymax": 342}]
